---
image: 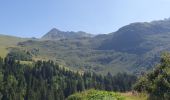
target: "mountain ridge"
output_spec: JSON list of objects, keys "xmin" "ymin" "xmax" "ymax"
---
[
  {"xmin": 41, "ymin": 28, "xmax": 94, "ymax": 40},
  {"xmin": 98, "ymin": 18, "xmax": 170, "ymax": 54}
]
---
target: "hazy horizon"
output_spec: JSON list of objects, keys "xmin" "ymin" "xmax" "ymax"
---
[{"xmin": 1, "ymin": 0, "xmax": 170, "ymax": 38}]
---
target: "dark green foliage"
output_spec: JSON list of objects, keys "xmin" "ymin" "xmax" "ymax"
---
[
  {"xmin": 0, "ymin": 56, "xmax": 137, "ymax": 100},
  {"xmin": 7, "ymin": 49, "xmax": 32, "ymax": 61},
  {"xmin": 134, "ymin": 52, "xmax": 170, "ymax": 100}
]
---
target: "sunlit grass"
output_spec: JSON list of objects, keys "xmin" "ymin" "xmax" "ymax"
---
[
  {"xmin": 0, "ymin": 34, "xmax": 28, "ymax": 58},
  {"xmin": 121, "ymin": 92, "xmax": 148, "ymax": 100},
  {"xmin": 0, "ymin": 47, "xmax": 9, "ymax": 58}
]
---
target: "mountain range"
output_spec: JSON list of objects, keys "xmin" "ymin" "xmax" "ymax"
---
[{"xmin": 2, "ymin": 18, "xmax": 170, "ymax": 74}]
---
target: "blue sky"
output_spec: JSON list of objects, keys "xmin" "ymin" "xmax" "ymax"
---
[{"xmin": 0, "ymin": 0, "xmax": 170, "ymax": 38}]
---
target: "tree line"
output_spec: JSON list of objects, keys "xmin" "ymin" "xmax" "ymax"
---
[{"xmin": 0, "ymin": 56, "xmax": 137, "ymax": 100}]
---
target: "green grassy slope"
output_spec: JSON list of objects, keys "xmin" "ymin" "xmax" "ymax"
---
[
  {"xmin": 0, "ymin": 34, "xmax": 27, "ymax": 58},
  {"xmin": 16, "ymin": 39, "xmax": 137, "ymax": 74},
  {"xmin": 15, "ymin": 32, "xmax": 168, "ymax": 75}
]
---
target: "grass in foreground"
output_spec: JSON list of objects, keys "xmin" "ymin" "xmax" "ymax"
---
[
  {"xmin": 67, "ymin": 89, "xmax": 125, "ymax": 100},
  {"xmin": 67, "ymin": 90, "xmax": 148, "ymax": 100}
]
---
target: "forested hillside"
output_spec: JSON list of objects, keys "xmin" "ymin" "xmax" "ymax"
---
[{"xmin": 0, "ymin": 56, "xmax": 136, "ymax": 100}]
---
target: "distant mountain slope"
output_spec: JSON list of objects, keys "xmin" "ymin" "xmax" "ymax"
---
[
  {"xmin": 41, "ymin": 28, "xmax": 93, "ymax": 40},
  {"xmin": 3, "ymin": 18, "xmax": 170, "ymax": 75},
  {"xmin": 93, "ymin": 18, "xmax": 170, "ymax": 72},
  {"xmin": 17, "ymin": 38, "xmax": 137, "ymax": 74},
  {"xmin": 98, "ymin": 18, "xmax": 170, "ymax": 54}
]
